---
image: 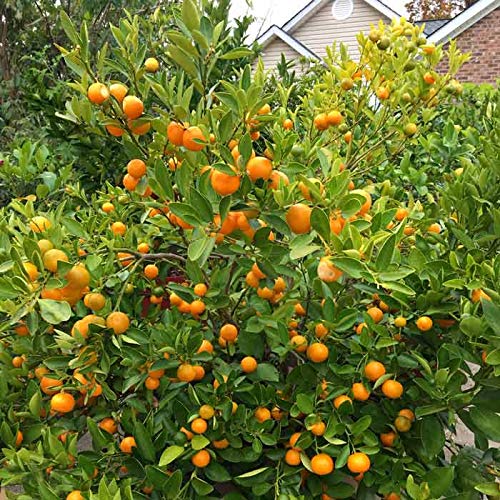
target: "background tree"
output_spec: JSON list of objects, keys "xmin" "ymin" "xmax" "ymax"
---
[{"xmin": 405, "ymin": 0, "xmax": 478, "ymax": 21}]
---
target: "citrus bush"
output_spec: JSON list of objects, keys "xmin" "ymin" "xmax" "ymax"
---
[{"xmin": 1, "ymin": 2, "xmax": 499, "ymax": 499}]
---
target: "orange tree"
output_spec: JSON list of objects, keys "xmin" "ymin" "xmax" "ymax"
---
[{"xmin": 1, "ymin": 2, "xmax": 499, "ymax": 498}]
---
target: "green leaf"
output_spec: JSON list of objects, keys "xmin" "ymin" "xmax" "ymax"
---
[
  {"xmin": 235, "ymin": 467, "xmax": 269, "ymax": 478},
  {"xmin": 331, "ymin": 257, "xmax": 366, "ymax": 279},
  {"xmin": 375, "ymin": 233, "xmax": 397, "ymax": 270},
  {"xmin": 335, "ymin": 445, "xmax": 350, "ymax": 469},
  {"xmin": 349, "ymin": 415, "xmax": 372, "ymax": 436},
  {"xmin": 248, "ymin": 363, "xmax": 279, "ymax": 382},
  {"xmin": 420, "ymin": 416, "xmax": 445, "ymax": 459},
  {"xmin": 29, "ymin": 391, "xmax": 41, "ymax": 418},
  {"xmin": 311, "ymin": 208, "xmax": 331, "ymax": 241},
  {"xmin": 191, "ymin": 435, "xmax": 210, "ymax": 450},
  {"xmin": 159, "ymin": 445, "xmax": 184, "ymax": 466},
  {"xmin": 167, "ymin": 46, "xmax": 198, "ymax": 78},
  {"xmin": 87, "ymin": 417, "xmax": 110, "ymax": 451},
  {"xmin": 169, "ymin": 202, "xmax": 202, "ymax": 226},
  {"xmin": 60, "ymin": 10, "xmax": 80, "ymax": 45},
  {"xmin": 38, "ymin": 299, "xmax": 72, "ymax": 325},
  {"xmin": 459, "ymin": 316, "xmax": 482, "ymax": 337},
  {"xmin": 189, "ymin": 188, "xmax": 213, "ymax": 223},
  {"xmin": 482, "ymin": 299, "xmax": 500, "ymax": 335},
  {"xmin": 182, "ymin": 0, "xmax": 200, "ymax": 32},
  {"xmin": 134, "ymin": 422, "xmax": 156, "ymax": 462},
  {"xmin": 296, "ymin": 393, "xmax": 314, "ymax": 414},
  {"xmin": 192, "ymin": 477, "xmax": 213, "ymax": 495},
  {"xmin": 475, "ymin": 483, "xmax": 500, "ymax": 495},
  {"xmin": 422, "ymin": 467, "xmax": 454, "ymax": 498},
  {"xmin": 469, "ymin": 407, "xmax": 500, "ymax": 441},
  {"xmin": 220, "ymin": 48, "xmax": 254, "ymax": 60}
]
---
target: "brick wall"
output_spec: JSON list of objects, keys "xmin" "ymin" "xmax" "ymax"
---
[{"xmin": 438, "ymin": 7, "xmax": 500, "ymax": 84}]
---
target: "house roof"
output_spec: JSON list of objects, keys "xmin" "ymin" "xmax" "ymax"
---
[
  {"xmin": 428, "ymin": 0, "xmax": 500, "ymax": 43},
  {"xmin": 257, "ymin": 25, "xmax": 321, "ymax": 60},
  {"xmin": 415, "ymin": 19, "xmax": 450, "ymax": 36}
]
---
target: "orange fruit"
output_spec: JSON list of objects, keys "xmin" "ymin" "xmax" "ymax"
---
[
  {"xmin": 355, "ymin": 323, "xmax": 368, "ymax": 335},
  {"xmin": 14, "ymin": 323, "xmax": 29, "ymax": 336},
  {"xmin": 122, "ymin": 95, "xmax": 143, "ymax": 119},
  {"xmin": 65, "ymin": 264, "xmax": 90, "ymax": 288},
  {"xmin": 191, "ymin": 449, "xmax": 211, "ymax": 467},
  {"xmin": 111, "ymin": 221, "xmax": 127, "ymax": 236},
  {"xmin": 194, "ymin": 283, "xmax": 208, "ymax": 297},
  {"xmin": 251, "ymin": 263, "xmax": 266, "ymax": 279},
  {"xmin": 381, "ymin": 380, "xmax": 403, "ymax": 399},
  {"xmin": 367, "ymin": 307, "xmax": 383, "ymax": 323},
  {"xmin": 40, "ymin": 376, "xmax": 63, "ymax": 395},
  {"xmin": 145, "ymin": 377, "xmax": 160, "ymax": 390},
  {"xmin": 212, "ymin": 438, "xmax": 230, "ymax": 449},
  {"xmin": 66, "ymin": 491, "xmax": 84, "ymax": 500},
  {"xmin": 289, "ymin": 432, "xmax": 302, "ymax": 449},
  {"xmin": 306, "ymin": 343, "xmax": 329, "ymax": 363},
  {"xmin": 317, "ymin": 257, "xmax": 343, "ymax": 283},
  {"xmin": 385, "ymin": 494, "xmax": 401, "ymax": 500},
  {"xmin": 22, "ymin": 262, "xmax": 39, "ymax": 282},
  {"xmin": 257, "ymin": 103, "xmax": 271, "ymax": 115},
  {"xmin": 117, "ymin": 252, "xmax": 134, "ymax": 266},
  {"xmin": 120, "ymin": 436, "xmax": 137, "ymax": 454},
  {"xmin": 87, "ymin": 82, "xmax": 109, "ymax": 104},
  {"xmin": 326, "ymin": 110, "xmax": 343, "ymax": 126},
  {"xmin": 43, "ymin": 249, "xmax": 69, "ymax": 273},
  {"xmin": 347, "ymin": 452, "xmax": 370, "ymax": 473},
  {"xmin": 283, "ymin": 119, "xmax": 294, "ymax": 130},
  {"xmin": 315, "ymin": 323, "xmax": 329, "ymax": 338},
  {"xmin": 416, "ymin": 316, "xmax": 433, "ymax": 331},
  {"xmin": 191, "ymin": 417, "xmax": 208, "ymax": 434},
  {"xmin": 183, "ymin": 126, "xmax": 206, "ymax": 151},
  {"xmin": 254, "ymin": 407, "xmax": 271, "ymax": 423},
  {"xmin": 127, "ymin": 159, "xmax": 147, "ymax": 179},
  {"xmin": 269, "ymin": 170, "xmax": 290, "ymax": 189},
  {"xmin": 376, "ymin": 87, "xmax": 390, "ymax": 100},
  {"xmin": 84, "ymin": 293, "xmax": 106, "ymax": 311},
  {"xmin": 471, "ymin": 288, "xmax": 491, "ymax": 303},
  {"xmin": 144, "ymin": 264, "xmax": 159, "ymax": 280},
  {"xmin": 423, "ymin": 72, "xmax": 435, "ymax": 84},
  {"xmin": 99, "ymin": 417, "xmax": 118, "ymax": 434},
  {"xmin": 333, "ymin": 395, "xmax": 352, "ymax": 409},
  {"xmin": 199, "ymin": 405, "xmax": 215, "ymax": 420},
  {"xmin": 240, "ymin": 356, "xmax": 258, "ymax": 373},
  {"xmin": 364, "ymin": 361, "xmax": 386, "ymax": 382},
  {"xmin": 257, "ymin": 286, "xmax": 273, "ymax": 300},
  {"xmin": 128, "ymin": 120, "xmax": 150, "ymax": 135},
  {"xmin": 380, "ymin": 431, "xmax": 397, "ymax": 447},
  {"xmin": 137, "ymin": 243, "xmax": 150, "ymax": 254},
  {"xmin": 190, "ymin": 300, "xmax": 205, "ymax": 316},
  {"xmin": 286, "ymin": 203, "xmax": 312, "ymax": 234},
  {"xmin": 15, "ymin": 430, "xmax": 23, "ymax": 447},
  {"xmin": 352, "ymin": 190, "xmax": 372, "ymax": 215},
  {"xmin": 37, "ymin": 239, "xmax": 53, "ymax": 254},
  {"xmin": 313, "ymin": 113, "xmax": 329, "ymax": 131},
  {"xmin": 197, "ymin": 339, "xmax": 214, "ymax": 354},
  {"xmin": 352, "ymin": 382, "xmax": 370, "ymax": 401},
  {"xmin": 109, "ymin": 83, "xmax": 128, "ymax": 103},
  {"xmin": 341, "ymin": 77, "xmax": 354, "ymax": 90},
  {"xmin": 144, "ymin": 57, "xmax": 159, "ymax": 72},
  {"xmin": 12, "ymin": 356, "xmax": 24, "ymax": 368},
  {"xmin": 309, "ymin": 421, "xmax": 326, "ymax": 436},
  {"xmin": 102, "ymin": 202, "xmax": 115, "ymax": 213},
  {"xmin": 220, "ymin": 324, "xmax": 238, "ymax": 342},
  {"xmin": 122, "ymin": 173, "xmax": 139, "ymax": 191},
  {"xmin": 285, "ymin": 448, "xmax": 301, "ymax": 466},
  {"xmin": 34, "ymin": 366, "xmax": 49, "ymax": 379},
  {"xmin": 106, "ymin": 124, "xmax": 124, "ymax": 137},
  {"xmin": 246, "ymin": 156, "xmax": 273, "ymax": 182},
  {"xmin": 427, "ymin": 223, "xmax": 441, "ymax": 234},
  {"xmin": 394, "ymin": 316, "xmax": 407, "ymax": 328},
  {"xmin": 398, "ymin": 408, "xmax": 415, "ymax": 422},
  {"xmin": 310, "ymin": 453, "xmax": 334, "ymax": 475},
  {"xmin": 210, "ymin": 166, "xmax": 241, "ymax": 196},
  {"xmin": 50, "ymin": 392, "xmax": 75, "ymax": 413},
  {"xmin": 30, "ymin": 216, "xmax": 52, "ymax": 233},
  {"xmin": 394, "ymin": 416, "xmax": 412, "ymax": 432},
  {"xmin": 291, "ymin": 335, "xmax": 308, "ymax": 353},
  {"xmin": 167, "ymin": 121, "xmax": 185, "ymax": 146},
  {"xmin": 395, "ymin": 208, "xmax": 409, "ymax": 221},
  {"xmin": 106, "ymin": 311, "xmax": 130, "ymax": 334},
  {"xmin": 177, "ymin": 363, "xmax": 196, "ymax": 382}
]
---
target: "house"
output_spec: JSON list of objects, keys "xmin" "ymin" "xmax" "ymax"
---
[{"xmin": 256, "ymin": 0, "xmax": 500, "ymax": 84}]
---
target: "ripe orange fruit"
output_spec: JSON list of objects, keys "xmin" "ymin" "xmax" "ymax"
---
[
  {"xmin": 341, "ymin": 77, "xmax": 354, "ymax": 90},
  {"xmin": 306, "ymin": 343, "xmax": 329, "ymax": 363},
  {"xmin": 310, "ymin": 453, "xmax": 334, "ymax": 475},
  {"xmin": 66, "ymin": 491, "xmax": 84, "ymax": 500},
  {"xmin": 283, "ymin": 119, "xmax": 294, "ymax": 130},
  {"xmin": 50, "ymin": 392, "xmax": 75, "ymax": 413},
  {"xmin": 137, "ymin": 242, "xmax": 149, "ymax": 254},
  {"xmin": 376, "ymin": 86, "xmax": 390, "ymax": 100},
  {"xmin": 99, "ymin": 417, "xmax": 118, "ymax": 434},
  {"xmin": 23, "ymin": 262, "xmax": 39, "ymax": 282},
  {"xmin": 122, "ymin": 95, "xmax": 144, "ymax": 120},
  {"xmin": 317, "ymin": 257, "xmax": 343, "ymax": 283},
  {"xmin": 220, "ymin": 324, "xmax": 238, "ymax": 342},
  {"xmin": 381, "ymin": 380, "xmax": 404, "ymax": 399},
  {"xmin": 199, "ymin": 405, "xmax": 215, "ymax": 420},
  {"xmin": 43, "ymin": 249, "xmax": 69, "ymax": 273},
  {"xmin": 289, "ymin": 432, "xmax": 302, "ymax": 449},
  {"xmin": 333, "ymin": 395, "xmax": 352, "ymax": 409},
  {"xmin": 286, "ymin": 203, "xmax": 312, "ymax": 234},
  {"xmin": 291, "ymin": 335, "xmax": 308, "ymax": 353},
  {"xmin": 145, "ymin": 376, "xmax": 160, "ymax": 390},
  {"xmin": 190, "ymin": 300, "xmax": 206, "ymax": 316},
  {"xmin": 212, "ymin": 438, "xmax": 230, "ymax": 449},
  {"xmin": 177, "ymin": 363, "xmax": 196, "ymax": 382},
  {"xmin": 194, "ymin": 283, "xmax": 208, "ymax": 297},
  {"xmin": 102, "ymin": 202, "xmax": 115, "ymax": 213},
  {"xmin": 427, "ymin": 223, "xmax": 441, "ymax": 234},
  {"xmin": 183, "ymin": 126, "xmax": 206, "ymax": 151},
  {"xmin": 257, "ymin": 103, "xmax": 271, "ymax": 115},
  {"xmin": 191, "ymin": 417, "xmax": 208, "ymax": 434},
  {"xmin": 347, "ymin": 452, "xmax": 371, "ymax": 473},
  {"xmin": 285, "ymin": 448, "xmax": 301, "ymax": 466},
  {"xmin": 65, "ymin": 264, "xmax": 90, "ymax": 288},
  {"xmin": 367, "ymin": 306, "xmax": 383, "ymax": 323},
  {"xmin": 394, "ymin": 416, "xmax": 412, "ymax": 432},
  {"xmin": 364, "ymin": 361, "xmax": 386, "ymax": 382},
  {"xmin": 211, "ymin": 166, "xmax": 241, "ymax": 196},
  {"xmin": 144, "ymin": 264, "xmax": 159, "ymax": 280},
  {"xmin": 197, "ymin": 339, "xmax": 214, "ymax": 354},
  {"xmin": 37, "ymin": 239, "xmax": 53, "ymax": 254},
  {"xmin": 398, "ymin": 408, "xmax": 415, "ymax": 422},
  {"xmin": 385, "ymin": 493, "xmax": 401, "ymax": 500},
  {"xmin": 191, "ymin": 449, "xmax": 211, "ymax": 467},
  {"xmin": 12, "ymin": 356, "xmax": 25, "ymax": 368},
  {"xmin": 313, "ymin": 113, "xmax": 329, "ymax": 131},
  {"xmin": 109, "ymin": 83, "xmax": 128, "ymax": 102},
  {"xmin": 355, "ymin": 322, "xmax": 368, "ymax": 335},
  {"xmin": 314, "ymin": 323, "xmax": 328, "ymax": 338},
  {"xmin": 380, "ymin": 431, "xmax": 397, "ymax": 447},
  {"xmin": 352, "ymin": 382, "xmax": 370, "ymax": 401},
  {"xmin": 327, "ymin": 110, "xmax": 343, "ymax": 126},
  {"xmin": 240, "ymin": 356, "xmax": 258, "ymax": 373},
  {"xmin": 40, "ymin": 376, "xmax": 63, "ymax": 395},
  {"xmin": 122, "ymin": 173, "xmax": 139, "ymax": 191},
  {"xmin": 246, "ymin": 156, "xmax": 272, "ymax": 182},
  {"xmin": 395, "ymin": 208, "xmax": 409, "ymax": 221},
  {"xmin": 106, "ymin": 311, "xmax": 130, "ymax": 334},
  {"xmin": 394, "ymin": 316, "xmax": 407, "ymax": 328},
  {"xmin": 117, "ymin": 252, "xmax": 134, "ymax": 266},
  {"xmin": 14, "ymin": 323, "xmax": 29, "ymax": 336},
  {"xmin": 111, "ymin": 221, "xmax": 127, "ymax": 236},
  {"xmin": 309, "ymin": 421, "xmax": 326, "ymax": 436},
  {"xmin": 15, "ymin": 430, "xmax": 23, "ymax": 447},
  {"xmin": 127, "ymin": 159, "xmax": 147, "ymax": 179},
  {"xmin": 298, "ymin": 178, "xmax": 324, "ymax": 201},
  {"xmin": 30, "ymin": 216, "xmax": 52, "ymax": 233},
  {"xmin": 269, "ymin": 170, "xmax": 290, "ymax": 189},
  {"xmin": 87, "ymin": 82, "xmax": 109, "ymax": 104},
  {"xmin": 120, "ymin": 436, "xmax": 137, "ymax": 453},
  {"xmin": 167, "ymin": 121, "xmax": 185, "ymax": 146},
  {"xmin": 471, "ymin": 288, "xmax": 491, "ymax": 303},
  {"xmin": 106, "ymin": 124, "xmax": 124, "ymax": 137},
  {"xmin": 128, "ymin": 120, "xmax": 150, "ymax": 135},
  {"xmin": 254, "ymin": 407, "xmax": 271, "ymax": 423},
  {"xmin": 416, "ymin": 316, "xmax": 433, "ymax": 331},
  {"xmin": 144, "ymin": 57, "xmax": 159, "ymax": 72},
  {"xmin": 84, "ymin": 292, "xmax": 106, "ymax": 311},
  {"xmin": 423, "ymin": 72, "xmax": 435, "ymax": 84}
]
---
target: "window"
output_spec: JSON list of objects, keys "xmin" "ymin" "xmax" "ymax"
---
[{"xmin": 332, "ymin": 0, "xmax": 354, "ymax": 20}]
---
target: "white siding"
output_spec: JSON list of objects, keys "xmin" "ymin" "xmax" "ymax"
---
[
  {"xmin": 290, "ymin": 0, "xmax": 390, "ymax": 58},
  {"xmin": 260, "ymin": 38, "xmax": 302, "ymax": 69}
]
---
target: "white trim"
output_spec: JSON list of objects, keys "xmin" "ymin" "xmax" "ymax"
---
[
  {"xmin": 428, "ymin": 0, "xmax": 500, "ymax": 43},
  {"xmin": 257, "ymin": 25, "xmax": 321, "ymax": 60},
  {"xmin": 281, "ymin": 0, "xmax": 400, "ymax": 32}
]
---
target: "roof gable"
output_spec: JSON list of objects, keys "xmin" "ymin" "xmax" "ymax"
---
[{"xmin": 258, "ymin": 25, "xmax": 321, "ymax": 60}]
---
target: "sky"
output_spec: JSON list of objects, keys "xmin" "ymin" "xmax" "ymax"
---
[{"xmin": 229, "ymin": 0, "xmax": 409, "ymax": 39}]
